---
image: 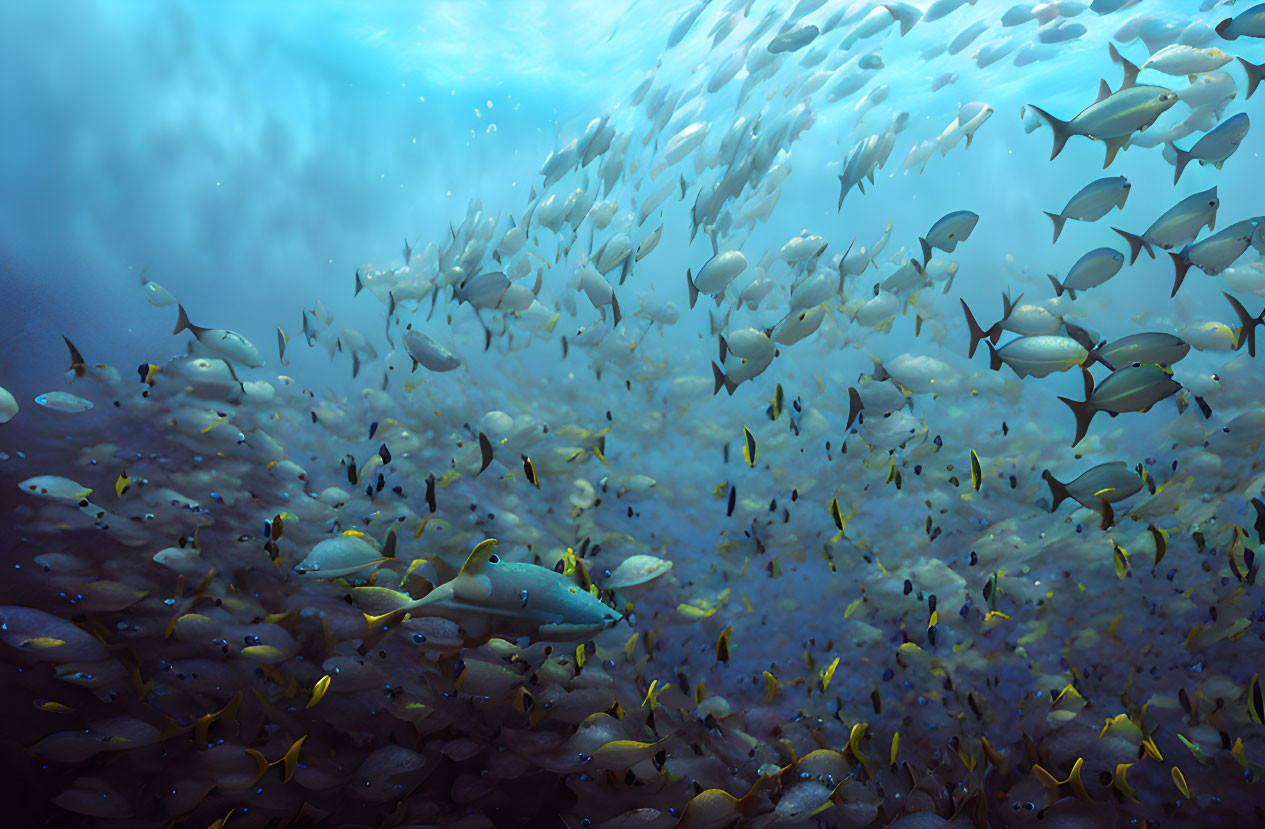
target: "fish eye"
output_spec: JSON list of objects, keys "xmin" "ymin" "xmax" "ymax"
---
[{"xmin": 488, "ymin": 554, "xmax": 500, "ymax": 564}]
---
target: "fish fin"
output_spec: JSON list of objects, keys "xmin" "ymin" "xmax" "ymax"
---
[
  {"xmin": 1215, "ymin": 18, "xmax": 1235, "ymax": 41},
  {"xmin": 1026, "ymin": 104, "xmax": 1074, "ymax": 160},
  {"xmin": 960, "ymin": 299, "xmax": 992, "ymax": 359},
  {"xmin": 1108, "ymin": 42, "xmax": 1139, "ymax": 89},
  {"xmin": 1046, "ymin": 273, "xmax": 1066, "ymax": 298},
  {"xmin": 919, "ymin": 237, "xmax": 932, "ymax": 266},
  {"xmin": 1168, "ymin": 252, "xmax": 1192, "ymax": 298},
  {"xmin": 846, "ymin": 386, "xmax": 864, "ymax": 431},
  {"xmin": 1223, "ymin": 291, "xmax": 1262, "ymax": 356},
  {"xmin": 1043, "ymin": 211, "xmax": 1067, "ymax": 244},
  {"xmin": 1241, "ymin": 57, "xmax": 1265, "ymax": 100},
  {"xmin": 477, "ymin": 432, "xmax": 494, "ymax": 477},
  {"xmin": 1112, "ymin": 228, "xmax": 1153, "ymax": 265},
  {"xmin": 687, "ymin": 268, "xmax": 699, "ymax": 310},
  {"xmin": 1101, "ymin": 135, "xmax": 1129, "ymax": 168},
  {"xmin": 173, "ymin": 304, "xmax": 198, "ymax": 336},
  {"xmin": 1041, "ymin": 470, "xmax": 1072, "ymax": 511},
  {"xmin": 1095, "ymin": 78, "xmax": 1112, "ymax": 104},
  {"xmin": 1100, "ymin": 498, "xmax": 1115, "ymax": 531},
  {"xmin": 351, "ymin": 350, "xmax": 360, "ymax": 379},
  {"xmin": 711, "ymin": 361, "xmax": 727, "ymax": 396},
  {"xmin": 837, "ymin": 175, "xmax": 848, "ymax": 211},
  {"xmin": 984, "ymin": 338, "xmax": 1003, "ymax": 372},
  {"xmin": 611, "ymin": 293, "xmax": 622, "ymax": 326},
  {"xmin": 1251, "ymin": 497, "xmax": 1265, "ymax": 544},
  {"xmin": 710, "ymin": 361, "xmax": 737, "ymax": 396},
  {"xmin": 1086, "ymin": 342, "xmax": 1113, "ymax": 372},
  {"xmin": 1169, "ymin": 142, "xmax": 1192, "ymax": 185},
  {"xmin": 62, "ymin": 336, "xmax": 86, "ymax": 377},
  {"xmin": 1058, "ymin": 395, "xmax": 1097, "ymax": 447},
  {"xmin": 458, "ymin": 538, "xmax": 499, "ymax": 576},
  {"xmin": 1000, "ymin": 289, "xmax": 1019, "ymax": 322},
  {"xmin": 354, "ymin": 268, "xmax": 365, "ymax": 296}
]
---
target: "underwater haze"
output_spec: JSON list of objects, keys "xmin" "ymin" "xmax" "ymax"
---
[{"xmin": 3, "ymin": 0, "xmax": 1265, "ymax": 826}]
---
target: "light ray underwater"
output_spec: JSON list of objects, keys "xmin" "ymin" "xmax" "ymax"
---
[{"xmin": 6, "ymin": 1, "xmax": 1265, "ymax": 827}]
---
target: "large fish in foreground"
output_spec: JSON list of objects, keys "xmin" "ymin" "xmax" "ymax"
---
[
  {"xmin": 1027, "ymin": 83, "xmax": 1178, "ymax": 166},
  {"xmin": 390, "ymin": 540, "xmax": 621, "ymax": 643}
]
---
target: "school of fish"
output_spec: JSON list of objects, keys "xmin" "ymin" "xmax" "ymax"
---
[{"xmin": 5, "ymin": 1, "xmax": 1265, "ymax": 827}]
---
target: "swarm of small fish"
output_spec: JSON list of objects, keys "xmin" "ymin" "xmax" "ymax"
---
[{"xmin": 5, "ymin": 1, "xmax": 1265, "ymax": 827}]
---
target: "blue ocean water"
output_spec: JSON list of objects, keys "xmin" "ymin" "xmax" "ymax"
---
[{"xmin": 2, "ymin": 1, "xmax": 1265, "ymax": 826}]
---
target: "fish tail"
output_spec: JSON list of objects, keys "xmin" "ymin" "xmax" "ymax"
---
[
  {"xmin": 1223, "ymin": 290, "xmax": 1262, "ymax": 357},
  {"xmin": 918, "ymin": 237, "xmax": 932, "ymax": 266},
  {"xmin": 837, "ymin": 175, "xmax": 847, "ymax": 211},
  {"xmin": 1026, "ymin": 104, "xmax": 1073, "ymax": 160},
  {"xmin": 611, "ymin": 292, "xmax": 622, "ymax": 326},
  {"xmin": 1058, "ymin": 395, "xmax": 1097, "ymax": 447},
  {"xmin": 1046, "ymin": 273, "xmax": 1066, "ymax": 298},
  {"xmin": 173, "ymin": 304, "xmax": 192, "ymax": 335},
  {"xmin": 1041, "ymin": 469, "xmax": 1072, "ymax": 511},
  {"xmin": 711, "ymin": 361, "xmax": 727, "ymax": 396},
  {"xmin": 1168, "ymin": 252, "xmax": 1192, "ymax": 298},
  {"xmin": 1216, "ymin": 18, "xmax": 1236, "ymax": 40},
  {"xmin": 1241, "ymin": 57, "xmax": 1265, "ymax": 100},
  {"xmin": 1086, "ymin": 343, "xmax": 1114, "ymax": 372},
  {"xmin": 1169, "ymin": 143, "xmax": 1193, "ymax": 185},
  {"xmin": 354, "ymin": 267, "xmax": 365, "ymax": 296},
  {"xmin": 1112, "ymin": 227, "xmax": 1153, "ymax": 265},
  {"xmin": 1043, "ymin": 211, "xmax": 1067, "ymax": 244},
  {"xmin": 959, "ymin": 299, "xmax": 992, "ymax": 359},
  {"xmin": 686, "ymin": 268, "xmax": 699, "ymax": 310}
]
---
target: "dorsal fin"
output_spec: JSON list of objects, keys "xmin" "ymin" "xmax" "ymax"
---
[
  {"xmin": 458, "ymin": 538, "xmax": 500, "ymax": 576},
  {"xmin": 1096, "ymin": 79, "xmax": 1112, "ymax": 104}
]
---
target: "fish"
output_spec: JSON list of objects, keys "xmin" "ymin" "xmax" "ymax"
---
[
  {"xmin": 687, "ymin": 251, "xmax": 746, "ymax": 310},
  {"xmin": 0, "ymin": 386, "xmax": 16, "ymax": 423},
  {"xmin": 173, "ymin": 306, "xmax": 265, "ymax": 367},
  {"xmin": 1043, "ymin": 462, "xmax": 1143, "ymax": 512},
  {"xmin": 1168, "ymin": 218, "xmax": 1264, "ymax": 295},
  {"xmin": 19, "ymin": 475, "xmax": 92, "ymax": 502},
  {"xmin": 767, "ymin": 24, "xmax": 818, "ymax": 54},
  {"xmin": 1047, "ymin": 247, "xmax": 1126, "ymax": 298},
  {"xmin": 919, "ymin": 210, "xmax": 979, "ymax": 264},
  {"xmin": 402, "ymin": 329, "xmax": 461, "ymax": 372},
  {"xmin": 34, "ymin": 391, "xmax": 94, "ymax": 412},
  {"xmin": 1168, "ymin": 113, "xmax": 1250, "ymax": 184},
  {"xmin": 1113, "ymin": 187, "xmax": 1220, "ymax": 264},
  {"xmin": 1217, "ymin": 3, "xmax": 1265, "ymax": 39},
  {"xmin": 1141, "ymin": 44, "xmax": 1232, "ymax": 76},
  {"xmin": 1027, "ymin": 84, "xmax": 1179, "ymax": 166},
  {"xmin": 1043, "ymin": 176, "xmax": 1131, "ymax": 243},
  {"xmin": 1097, "ymin": 332, "xmax": 1190, "ymax": 368},
  {"xmin": 1059, "ymin": 365, "xmax": 1183, "ymax": 446},
  {"xmin": 984, "ymin": 335, "xmax": 1098, "ymax": 378},
  {"xmin": 391, "ymin": 539, "xmax": 620, "ymax": 643}
]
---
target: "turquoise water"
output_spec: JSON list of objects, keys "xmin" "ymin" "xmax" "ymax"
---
[{"xmin": 2, "ymin": 1, "xmax": 1265, "ymax": 826}]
